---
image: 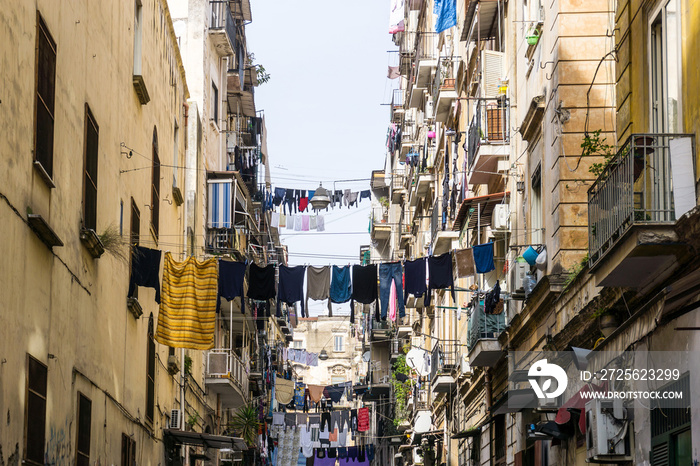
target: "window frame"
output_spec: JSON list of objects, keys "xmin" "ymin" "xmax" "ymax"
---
[
  {"xmin": 146, "ymin": 313, "xmax": 156, "ymax": 424},
  {"xmin": 121, "ymin": 433, "xmax": 136, "ymax": 466},
  {"xmin": 151, "ymin": 128, "xmax": 160, "ymax": 239},
  {"xmin": 648, "ymin": 0, "xmax": 683, "ymax": 133},
  {"xmin": 82, "ymin": 104, "xmax": 99, "ymax": 231},
  {"xmin": 76, "ymin": 392, "xmax": 92, "ymax": 466},
  {"xmin": 24, "ymin": 354, "xmax": 48, "ymax": 466},
  {"xmin": 211, "ymin": 81, "xmax": 219, "ymax": 124},
  {"xmin": 333, "ymin": 335, "xmax": 344, "ymax": 353},
  {"xmin": 33, "ymin": 12, "xmax": 57, "ymax": 187}
]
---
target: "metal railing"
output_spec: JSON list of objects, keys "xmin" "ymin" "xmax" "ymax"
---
[
  {"xmin": 206, "ymin": 227, "xmax": 241, "ymax": 254},
  {"xmin": 210, "ymin": 1, "xmax": 236, "ymax": 50},
  {"xmin": 431, "ymin": 57, "xmax": 459, "ymax": 108},
  {"xmin": 467, "ymin": 300, "xmax": 506, "ymax": 351},
  {"xmin": 467, "ymin": 97, "xmax": 510, "ymax": 170},
  {"xmin": 588, "ymin": 133, "xmax": 696, "ymax": 267},
  {"xmin": 430, "ymin": 340, "xmax": 460, "ymax": 379},
  {"xmin": 415, "ymin": 32, "xmax": 438, "ymax": 62},
  {"xmin": 206, "ymin": 349, "xmax": 250, "ymax": 396},
  {"xmin": 392, "ymin": 169, "xmax": 406, "ymax": 191}
]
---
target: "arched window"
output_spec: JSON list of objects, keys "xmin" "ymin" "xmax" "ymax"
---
[
  {"xmin": 151, "ymin": 128, "xmax": 160, "ymax": 238},
  {"xmin": 146, "ymin": 313, "xmax": 155, "ymax": 424}
]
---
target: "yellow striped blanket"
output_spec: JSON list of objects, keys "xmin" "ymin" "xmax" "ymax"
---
[{"xmin": 156, "ymin": 252, "xmax": 218, "ymax": 350}]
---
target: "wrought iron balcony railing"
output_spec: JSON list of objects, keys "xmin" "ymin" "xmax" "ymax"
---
[
  {"xmin": 588, "ymin": 133, "xmax": 696, "ymax": 267},
  {"xmin": 467, "ymin": 300, "xmax": 506, "ymax": 351},
  {"xmin": 467, "ymin": 97, "xmax": 510, "ymax": 170}
]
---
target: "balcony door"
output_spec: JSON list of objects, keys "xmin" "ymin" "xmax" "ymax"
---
[{"xmin": 649, "ymin": 0, "xmax": 681, "ymax": 134}]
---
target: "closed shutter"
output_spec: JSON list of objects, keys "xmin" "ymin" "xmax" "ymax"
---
[
  {"xmin": 481, "ymin": 50, "xmax": 504, "ymax": 98},
  {"xmin": 651, "ymin": 442, "xmax": 669, "ymax": 466},
  {"xmin": 208, "ymin": 180, "xmax": 232, "ymax": 228},
  {"xmin": 25, "ymin": 356, "xmax": 48, "ymax": 465}
]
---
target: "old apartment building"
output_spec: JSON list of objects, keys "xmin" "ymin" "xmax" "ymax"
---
[{"xmin": 370, "ymin": 0, "xmax": 700, "ymax": 465}]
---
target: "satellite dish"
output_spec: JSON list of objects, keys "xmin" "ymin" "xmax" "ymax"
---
[
  {"xmin": 414, "ymin": 410, "xmax": 432, "ymax": 434},
  {"xmin": 362, "ymin": 351, "xmax": 371, "ymax": 363},
  {"xmin": 406, "ymin": 348, "xmax": 430, "ymax": 377}
]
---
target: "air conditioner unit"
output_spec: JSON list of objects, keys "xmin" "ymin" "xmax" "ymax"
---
[
  {"xmin": 586, "ymin": 399, "xmax": 632, "ymax": 462},
  {"xmin": 481, "ymin": 50, "xmax": 504, "ymax": 98},
  {"xmin": 169, "ymin": 409, "xmax": 181, "ymax": 430},
  {"xmin": 537, "ymin": 396, "xmax": 559, "ymax": 410},
  {"xmin": 425, "ymin": 99, "xmax": 434, "ymax": 120},
  {"xmin": 510, "ymin": 259, "xmax": 528, "ymax": 298},
  {"xmin": 413, "ymin": 447, "xmax": 424, "ymax": 465},
  {"xmin": 493, "ymin": 204, "xmax": 510, "ymax": 231},
  {"xmin": 207, "ymin": 351, "xmax": 230, "ymax": 376}
]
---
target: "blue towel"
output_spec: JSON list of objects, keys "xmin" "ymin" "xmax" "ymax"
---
[
  {"xmin": 473, "ymin": 242, "xmax": 496, "ymax": 273},
  {"xmin": 435, "ymin": 0, "xmax": 457, "ymax": 33},
  {"xmin": 330, "ymin": 265, "xmax": 352, "ymax": 304},
  {"xmin": 277, "ymin": 265, "xmax": 306, "ymax": 317}
]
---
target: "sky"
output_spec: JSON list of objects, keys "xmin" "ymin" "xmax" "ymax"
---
[{"xmin": 247, "ymin": 1, "xmax": 398, "ymax": 315}]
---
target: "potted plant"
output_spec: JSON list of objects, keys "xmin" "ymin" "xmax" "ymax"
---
[
  {"xmin": 526, "ymin": 29, "xmax": 540, "ymax": 45},
  {"xmin": 229, "ymin": 404, "xmax": 262, "ymax": 447},
  {"xmin": 379, "ymin": 197, "xmax": 390, "ymax": 221}
]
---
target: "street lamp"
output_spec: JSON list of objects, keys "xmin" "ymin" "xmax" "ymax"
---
[
  {"xmin": 309, "ymin": 183, "xmax": 331, "ymax": 211},
  {"xmin": 319, "ymin": 350, "xmax": 329, "ymax": 361}
]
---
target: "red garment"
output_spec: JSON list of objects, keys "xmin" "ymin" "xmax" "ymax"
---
[
  {"xmin": 358, "ymin": 407, "xmax": 370, "ymax": 432},
  {"xmin": 299, "ymin": 197, "xmax": 309, "ymax": 212}
]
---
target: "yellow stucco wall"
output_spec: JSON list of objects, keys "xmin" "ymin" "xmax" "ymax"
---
[{"xmin": 0, "ymin": 0, "xmax": 219, "ymax": 464}]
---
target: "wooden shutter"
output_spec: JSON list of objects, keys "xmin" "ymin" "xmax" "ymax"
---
[
  {"xmin": 76, "ymin": 394, "xmax": 91, "ymax": 466},
  {"xmin": 481, "ymin": 50, "xmax": 503, "ymax": 98},
  {"xmin": 25, "ymin": 355, "xmax": 48, "ymax": 465}
]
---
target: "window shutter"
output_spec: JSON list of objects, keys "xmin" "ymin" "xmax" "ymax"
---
[
  {"xmin": 651, "ymin": 442, "xmax": 669, "ymax": 466},
  {"xmin": 481, "ymin": 50, "xmax": 504, "ymax": 98}
]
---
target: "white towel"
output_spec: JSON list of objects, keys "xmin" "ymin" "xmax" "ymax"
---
[
  {"xmin": 317, "ymin": 215, "xmax": 325, "ymax": 232},
  {"xmin": 271, "ymin": 212, "xmax": 280, "ymax": 228}
]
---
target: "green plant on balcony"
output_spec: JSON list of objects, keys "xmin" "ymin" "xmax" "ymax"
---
[
  {"xmin": 184, "ymin": 354, "xmax": 193, "ymax": 375},
  {"xmin": 186, "ymin": 411, "xmax": 200, "ymax": 429},
  {"xmin": 584, "ymin": 130, "xmax": 615, "ymax": 177},
  {"xmin": 391, "ymin": 354, "xmax": 413, "ymax": 427},
  {"xmin": 229, "ymin": 404, "xmax": 262, "ymax": 447},
  {"xmin": 99, "ymin": 224, "xmax": 129, "ymax": 263}
]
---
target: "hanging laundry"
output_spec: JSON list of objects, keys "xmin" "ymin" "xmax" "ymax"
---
[
  {"xmin": 435, "ymin": 0, "xmax": 457, "ymax": 33},
  {"xmin": 326, "ymin": 385, "xmax": 345, "ymax": 403},
  {"xmin": 316, "ymin": 215, "xmax": 325, "ymax": 232},
  {"xmin": 379, "ymin": 262, "xmax": 405, "ymax": 320},
  {"xmin": 155, "ymin": 253, "xmax": 218, "ymax": 350},
  {"xmin": 473, "ymin": 242, "xmax": 496, "ymax": 273},
  {"xmin": 388, "ymin": 278, "xmax": 397, "ymax": 321},
  {"xmin": 359, "ymin": 190, "xmax": 371, "ymax": 202},
  {"xmin": 217, "ymin": 259, "xmax": 246, "ymax": 314},
  {"xmin": 310, "ymin": 215, "xmax": 317, "ymax": 230},
  {"xmin": 387, "ymin": 65, "xmax": 400, "ymax": 79},
  {"xmin": 271, "ymin": 211, "xmax": 280, "ymax": 228},
  {"xmin": 308, "ymin": 385, "xmax": 326, "ymax": 403},
  {"xmin": 306, "ymin": 352, "xmax": 319, "ymax": 367},
  {"xmin": 403, "ymin": 257, "xmax": 427, "ymax": 304},
  {"xmin": 357, "ymin": 408, "xmax": 370, "ymax": 432},
  {"xmin": 343, "ymin": 189, "xmax": 352, "ymax": 207},
  {"xmin": 333, "ymin": 190, "xmax": 343, "ymax": 208},
  {"xmin": 287, "ymin": 213, "xmax": 295, "ymax": 230},
  {"xmin": 351, "ymin": 264, "xmax": 378, "ymax": 322},
  {"xmin": 389, "ymin": 0, "xmax": 405, "ymax": 33},
  {"xmin": 128, "ymin": 245, "xmax": 162, "ymax": 303},
  {"xmin": 484, "ymin": 280, "xmax": 502, "ymax": 315},
  {"xmin": 347, "ymin": 192, "xmax": 359, "ymax": 208},
  {"xmin": 278, "ymin": 265, "xmax": 306, "ymax": 318},
  {"xmin": 302, "ymin": 215, "xmax": 310, "ymax": 231},
  {"xmin": 274, "ymin": 187, "xmax": 286, "ymax": 206},
  {"xmin": 306, "ymin": 266, "xmax": 332, "ymax": 314},
  {"xmin": 330, "ymin": 265, "xmax": 352, "ymax": 305},
  {"xmin": 247, "ymin": 263, "xmax": 276, "ymax": 301},
  {"xmin": 426, "ymin": 251, "xmax": 456, "ymax": 306},
  {"xmin": 280, "ymin": 213, "xmax": 287, "ymax": 228},
  {"xmin": 294, "ymin": 215, "xmax": 302, "ymax": 231},
  {"xmin": 284, "ymin": 188, "xmax": 296, "ymax": 214},
  {"xmin": 298, "ymin": 190, "xmax": 308, "ymax": 212},
  {"xmin": 276, "ymin": 377, "xmax": 295, "ymax": 405},
  {"xmin": 454, "ymin": 248, "xmax": 476, "ymax": 278}
]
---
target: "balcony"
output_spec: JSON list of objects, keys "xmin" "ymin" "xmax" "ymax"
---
[
  {"xmin": 414, "ymin": 33, "xmax": 438, "ymax": 88},
  {"xmin": 229, "ymin": 0, "xmax": 252, "ymax": 22},
  {"xmin": 430, "ymin": 340, "xmax": 459, "ymax": 393},
  {"xmin": 206, "ymin": 173, "xmax": 249, "ymax": 256},
  {"xmin": 467, "ymin": 300, "xmax": 506, "ymax": 367},
  {"xmin": 205, "ymin": 349, "xmax": 249, "ymax": 407},
  {"xmin": 392, "ymin": 169, "xmax": 407, "ymax": 203},
  {"xmin": 371, "ymin": 320, "xmax": 391, "ymax": 342},
  {"xmin": 432, "ymin": 58, "xmax": 460, "ymax": 123},
  {"xmin": 400, "ymin": 125, "xmax": 418, "ymax": 159},
  {"xmin": 391, "ymin": 338, "xmax": 402, "ymax": 364},
  {"xmin": 588, "ymin": 134, "xmax": 696, "ymax": 287},
  {"xmin": 227, "ymin": 67, "xmax": 256, "ymax": 118},
  {"xmin": 409, "ymin": 171, "xmax": 435, "ymax": 207},
  {"xmin": 391, "ymin": 89, "xmax": 405, "ymax": 123},
  {"xmin": 430, "ymin": 200, "xmax": 459, "ymax": 255},
  {"xmin": 209, "ymin": 1, "xmax": 235, "ymax": 57},
  {"xmin": 371, "ymin": 206, "xmax": 391, "ymax": 240},
  {"xmin": 467, "ymin": 98, "xmax": 510, "ymax": 185}
]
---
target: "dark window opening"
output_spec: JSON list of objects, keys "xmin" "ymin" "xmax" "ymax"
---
[
  {"xmin": 34, "ymin": 13, "xmax": 57, "ymax": 181},
  {"xmin": 146, "ymin": 313, "xmax": 155, "ymax": 424},
  {"xmin": 83, "ymin": 104, "xmax": 99, "ymax": 231},
  {"xmin": 130, "ymin": 199, "xmax": 140, "ymax": 299},
  {"xmin": 25, "ymin": 355, "xmax": 48, "ymax": 465},
  {"xmin": 76, "ymin": 393, "xmax": 91, "ymax": 466},
  {"xmin": 121, "ymin": 434, "xmax": 136, "ymax": 466},
  {"xmin": 151, "ymin": 128, "xmax": 160, "ymax": 238},
  {"xmin": 211, "ymin": 82, "xmax": 218, "ymax": 123}
]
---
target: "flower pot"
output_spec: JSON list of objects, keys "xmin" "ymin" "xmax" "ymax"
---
[
  {"xmin": 526, "ymin": 34, "xmax": 539, "ymax": 45},
  {"xmin": 441, "ymin": 78, "xmax": 455, "ymax": 89}
]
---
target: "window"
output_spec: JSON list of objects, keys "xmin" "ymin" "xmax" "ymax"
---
[
  {"xmin": 151, "ymin": 128, "xmax": 160, "ymax": 238},
  {"xmin": 211, "ymin": 82, "xmax": 218, "ymax": 123},
  {"xmin": 25, "ymin": 355, "xmax": 47, "ymax": 465},
  {"xmin": 146, "ymin": 314, "xmax": 155, "ymax": 424},
  {"xmin": 34, "ymin": 13, "xmax": 57, "ymax": 185},
  {"xmin": 133, "ymin": 0, "xmax": 143, "ymax": 75},
  {"xmin": 333, "ymin": 335, "xmax": 344, "ymax": 352},
  {"xmin": 650, "ymin": 0, "xmax": 681, "ymax": 133},
  {"xmin": 130, "ymin": 199, "xmax": 140, "ymax": 299},
  {"xmin": 83, "ymin": 105, "xmax": 99, "ymax": 231},
  {"xmin": 494, "ymin": 414, "xmax": 506, "ymax": 462},
  {"xmin": 530, "ymin": 160, "xmax": 543, "ymax": 244},
  {"xmin": 76, "ymin": 393, "xmax": 91, "ymax": 466},
  {"xmin": 121, "ymin": 434, "xmax": 136, "ymax": 466},
  {"xmin": 172, "ymin": 121, "xmax": 179, "ymax": 187},
  {"xmin": 650, "ymin": 372, "xmax": 691, "ymax": 465},
  {"xmin": 293, "ymin": 340, "xmax": 303, "ymax": 349}
]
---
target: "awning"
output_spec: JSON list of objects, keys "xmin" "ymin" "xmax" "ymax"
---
[
  {"xmin": 491, "ymin": 388, "xmax": 538, "ymax": 415},
  {"xmin": 453, "ymin": 191, "xmax": 510, "ymax": 231},
  {"xmin": 460, "ymin": 0, "xmax": 501, "ymax": 42},
  {"xmin": 163, "ymin": 429, "xmax": 248, "ymax": 451},
  {"xmin": 554, "ymin": 382, "xmax": 607, "ymax": 434}
]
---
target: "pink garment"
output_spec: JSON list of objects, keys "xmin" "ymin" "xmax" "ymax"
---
[
  {"xmin": 389, "ymin": 279, "xmax": 397, "ymax": 321},
  {"xmin": 302, "ymin": 215, "xmax": 310, "ymax": 231}
]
